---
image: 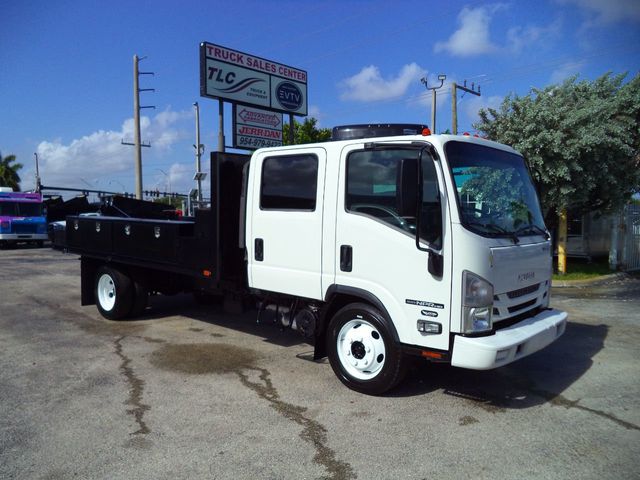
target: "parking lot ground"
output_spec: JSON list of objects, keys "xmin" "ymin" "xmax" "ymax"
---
[{"xmin": 1, "ymin": 247, "xmax": 639, "ymax": 480}]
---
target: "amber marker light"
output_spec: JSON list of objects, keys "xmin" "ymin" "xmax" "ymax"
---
[{"xmin": 421, "ymin": 350, "xmax": 444, "ymax": 360}]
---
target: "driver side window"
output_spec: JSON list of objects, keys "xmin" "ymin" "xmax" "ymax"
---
[
  {"xmin": 345, "ymin": 148, "xmax": 442, "ymax": 248},
  {"xmin": 346, "ymin": 149, "xmax": 406, "ymax": 231}
]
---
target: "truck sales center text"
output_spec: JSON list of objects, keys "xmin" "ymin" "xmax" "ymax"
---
[{"xmin": 205, "ymin": 45, "xmax": 307, "ymax": 83}]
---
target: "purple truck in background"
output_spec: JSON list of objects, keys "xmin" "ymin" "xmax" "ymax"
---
[{"xmin": 0, "ymin": 189, "xmax": 48, "ymax": 248}]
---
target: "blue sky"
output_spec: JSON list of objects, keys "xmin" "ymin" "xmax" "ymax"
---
[{"xmin": 1, "ymin": 0, "xmax": 639, "ymax": 197}]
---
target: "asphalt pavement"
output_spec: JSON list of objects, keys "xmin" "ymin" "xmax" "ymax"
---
[{"xmin": 1, "ymin": 246, "xmax": 639, "ymax": 480}]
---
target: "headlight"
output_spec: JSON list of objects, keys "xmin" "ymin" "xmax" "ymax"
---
[{"xmin": 462, "ymin": 271, "xmax": 493, "ymax": 333}]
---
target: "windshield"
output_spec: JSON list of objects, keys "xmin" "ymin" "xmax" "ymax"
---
[
  {"xmin": 0, "ymin": 201, "xmax": 44, "ymax": 217},
  {"xmin": 445, "ymin": 141, "xmax": 545, "ymax": 237}
]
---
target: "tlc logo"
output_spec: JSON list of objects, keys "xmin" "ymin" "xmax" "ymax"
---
[{"xmin": 208, "ymin": 67, "xmax": 236, "ymax": 84}]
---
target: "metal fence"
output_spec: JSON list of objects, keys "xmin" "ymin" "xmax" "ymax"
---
[{"xmin": 622, "ymin": 204, "xmax": 640, "ymax": 271}]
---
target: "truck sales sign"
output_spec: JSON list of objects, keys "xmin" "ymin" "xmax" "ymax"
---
[{"xmin": 200, "ymin": 42, "xmax": 308, "ymax": 116}]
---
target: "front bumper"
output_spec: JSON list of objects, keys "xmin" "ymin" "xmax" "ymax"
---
[
  {"xmin": 0, "ymin": 233, "xmax": 48, "ymax": 241},
  {"xmin": 451, "ymin": 308, "xmax": 567, "ymax": 370}
]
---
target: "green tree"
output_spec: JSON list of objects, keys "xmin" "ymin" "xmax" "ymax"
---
[
  {"xmin": 460, "ymin": 167, "xmax": 530, "ymax": 225},
  {"xmin": 155, "ymin": 195, "xmax": 183, "ymax": 210},
  {"xmin": 474, "ymin": 72, "xmax": 640, "ymax": 219},
  {"xmin": 282, "ymin": 117, "xmax": 331, "ymax": 145},
  {"xmin": 0, "ymin": 153, "xmax": 23, "ymax": 191}
]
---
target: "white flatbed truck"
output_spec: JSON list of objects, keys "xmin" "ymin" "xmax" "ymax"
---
[{"xmin": 66, "ymin": 124, "xmax": 567, "ymax": 394}]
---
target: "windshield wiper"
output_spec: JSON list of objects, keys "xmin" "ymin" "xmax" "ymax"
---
[
  {"xmin": 465, "ymin": 221, "xmax": 509, "ymax": 236},
  {"xmin": 513, "ymin": 224, "xmax": 550, "ymax": 240}
]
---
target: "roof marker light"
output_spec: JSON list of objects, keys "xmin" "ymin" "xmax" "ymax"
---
[{"xmin": 421, "ymin": 127, "xmax": 432, "ymax": 136}]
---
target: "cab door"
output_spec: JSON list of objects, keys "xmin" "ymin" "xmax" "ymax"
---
[
  {"xmin": 334, "ymin": 144, "xmax": 452, "ymax": 351},
  {"xmin": 247, "ymin": 147, "xmax": 327, "ymax": 300}
]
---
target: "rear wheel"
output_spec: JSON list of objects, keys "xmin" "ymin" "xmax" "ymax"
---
[
  {"xmin": 327, "ymin": 303, "xmax": 406, "ymax": 395},
  {"xmin": 95, "ymin": 266, "xmax": 133, "ymax": 320},
  {"xmin": 129, "ymin": 280, "xmax": 149, "ymax": 318}
]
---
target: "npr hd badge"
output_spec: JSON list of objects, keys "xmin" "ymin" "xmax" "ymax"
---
[{"xmin": 405, "ymin": 299, "xmax": 445, "ymax": 309}]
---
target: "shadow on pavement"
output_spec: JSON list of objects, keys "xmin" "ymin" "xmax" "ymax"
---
[
  {"xmin": 131, "ymin": 292, "xmax": 608, "ymax": 407},
  {"xmin": 391, "ymin": 321, "xmax": 608, "ymax": 408}
]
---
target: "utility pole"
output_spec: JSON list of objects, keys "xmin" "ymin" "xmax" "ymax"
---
[
  {"xmin": 421, "ymin": 74, "xmax": 447, "ymax": 133},
  {"xmin": 193, "ymin": 102, "xmax": 205, "ymax": 206},
  {"xmin": 451, "ymin": 80, "xmax": 481, "ymax": 135},
  {"xmin": 33, "ymin": 152, "xmax": 41, "ymax": 192},
  {"xmin": 122, "ymin": 54, "xmax": 154, "ymax": 199}
]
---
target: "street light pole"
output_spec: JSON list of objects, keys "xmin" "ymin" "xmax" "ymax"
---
[{"xmin": 421, "ymin": 74, "xmax": 447, "ymax": 133}]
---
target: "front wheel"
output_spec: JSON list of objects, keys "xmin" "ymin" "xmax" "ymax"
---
[
  {"xmin": 327, "ymin": 303, "xmax": 406, "ymax": 395},
  {"xmin": 95, "ymin": 266, "xmax": 134, "ymax": 320}
]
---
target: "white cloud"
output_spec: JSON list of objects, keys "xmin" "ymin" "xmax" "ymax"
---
[
  {"xmin": 35, "ymin": 108, "xmax": 192, "ymax": 191},
  {"xmin": 557, "ymin": 0, "xmax": 640, "ymax": 24},
  {"xmin": 152, "ymin": 163, "xmax": 191, "ymax": 193},
  {"xmin": 436, "ymin": 5, "xmax": 560, "ymax": 57},
  {"xmin": 506, "ymin": 19, "xmax": 562, "ymax": 54},
  {"xmin": 549, "ymin": 60, "xmax": 587, "ymax": 84},
  {"xmin": 308, "ymin": 105, "xmax": 322, "ymax": 123},
  {"xmin": 340, "ymin": 63, "xmax": 426, "ymax": 102},
  {"xmin": 434, "ymin": 6, "xmax": 500, "ymax": 57},
  {"xmin": 462, "ymin": 94, "xmax": 504, "ymax": 129}
]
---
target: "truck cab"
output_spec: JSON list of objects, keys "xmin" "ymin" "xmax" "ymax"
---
[{"xmin": 245, "ymin": 126, "xmax": 567, "ymax": 393}]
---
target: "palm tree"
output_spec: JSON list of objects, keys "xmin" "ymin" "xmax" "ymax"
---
[{"xmin": 0, "ymin": 152, "xmax": 23, "ymax": 191}]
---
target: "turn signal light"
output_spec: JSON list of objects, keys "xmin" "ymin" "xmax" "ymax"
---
[{"xmin": 203, "ymin": 270, "xmax": 212, "ymax": 277}]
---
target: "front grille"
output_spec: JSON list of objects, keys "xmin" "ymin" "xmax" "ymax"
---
[
  {"xmin": 12, "ymin": 224, "xmax": 37, "ymax": 234},
  {"xmin": 493, "ymin": 281, "xmax": 547, "ymax": 323},
  {"xmin": 507, "ymin": 283, "xmax": 540, "ymax": 299},
  {"xmin": 508, "ymin": 298, "xmax": 537, "ymax": 314}
]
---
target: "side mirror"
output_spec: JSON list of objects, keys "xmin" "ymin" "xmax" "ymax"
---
[
  {"xmin": 428, "ymin": 251, "xmax": 444, "ymax": 278},
  {"xmin": 396, "ymin": 157, "xmax": 419, "ymax": 217}
]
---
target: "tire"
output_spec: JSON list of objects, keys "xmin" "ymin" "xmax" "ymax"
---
[
  {"xmin": 129, "ymin": 280, "xmax": 149, "ymax": 318},
  {"xmin": 327, "ymin": 303, "xmax": 406, "ymax": 395},
  {"xmin": 95, "ymin": 266, "xmax": 134, "ymax": 320}
]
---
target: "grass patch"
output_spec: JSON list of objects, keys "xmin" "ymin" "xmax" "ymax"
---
[{"xmin": 553, "ymin": 257, "xmax": 614, "ymax": 281}]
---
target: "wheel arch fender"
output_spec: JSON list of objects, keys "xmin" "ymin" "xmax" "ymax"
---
[{"xmin": 313, "ymin": 285, "xmax": 399, "ymax": 360}]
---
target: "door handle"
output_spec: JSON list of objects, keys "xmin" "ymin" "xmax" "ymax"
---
[
  {"xmin": 340, "ymin": 245, "xmax": 352, "ymax": 272},
  {"xmin": 255, "ymin": 238, "xmax": 264, "ymax": 261}
]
